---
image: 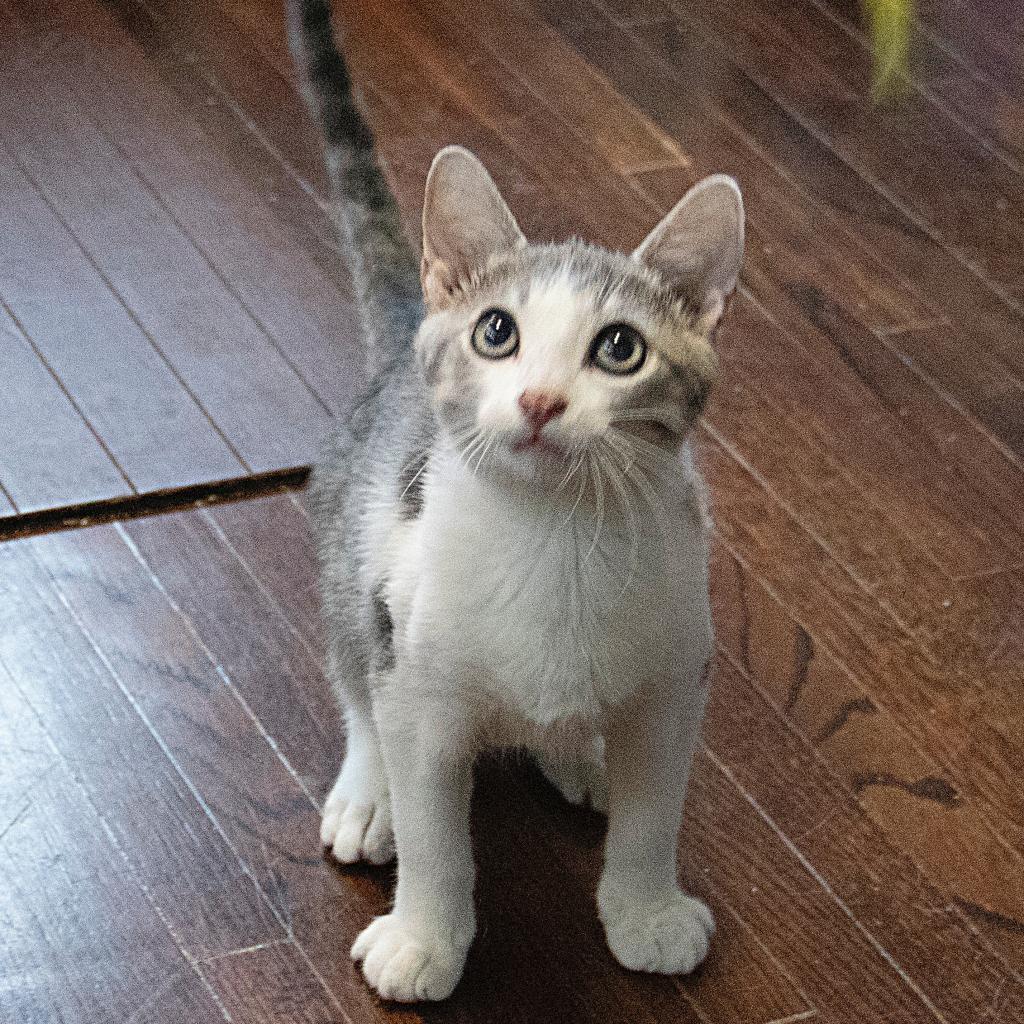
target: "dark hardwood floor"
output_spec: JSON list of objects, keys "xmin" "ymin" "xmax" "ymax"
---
[{"xmin": 1, "ymin": 0, "xmax": 1022, "ymax": 1020}]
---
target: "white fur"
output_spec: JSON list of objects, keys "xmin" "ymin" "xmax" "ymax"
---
[{"xmin": 340, "ymin": 440, "xmax": 714, "ymax": 1001}]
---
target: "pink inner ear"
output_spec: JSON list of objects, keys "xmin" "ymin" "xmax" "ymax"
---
[
  {"xmin": 633, "ymin": 175, "xmax": 744, "ymax": 318},
  {"xmin": 421, "ymin": 147, "xmax": 526, "ymax": 303},
  {"xmin": 420, "ymin": 255, "xmax": 452, "ymax": 310}
]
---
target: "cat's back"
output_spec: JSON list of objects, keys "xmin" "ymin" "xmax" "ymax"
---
[{"xmin": 310, "ymin": 357, "xmax": 433, "ymax": 550}]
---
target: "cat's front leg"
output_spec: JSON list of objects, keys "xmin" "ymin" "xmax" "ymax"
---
[
  {"xmin": 351, "ymin": 679, "xmax": 476, "ymax": 1002},
  {"xmin": 597, "ymin": 660, "xmax": 714, "ymax": 975}
]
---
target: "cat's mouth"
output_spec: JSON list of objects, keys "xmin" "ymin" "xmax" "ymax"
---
[{"xmin": 511, "ymin": 433, "xmax": 566, "ymax": 458}]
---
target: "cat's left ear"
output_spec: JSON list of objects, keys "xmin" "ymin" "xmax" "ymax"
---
[
  {"xmin": 633, "ymin": 174, "xmax": 744, "ymax": 330},
  {"xmin": 421, "ymin": 146, "xmax": 525, "ymax": 310}
]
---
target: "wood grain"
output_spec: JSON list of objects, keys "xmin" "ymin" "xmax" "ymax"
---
[
  {"xmin": 0, "ymin": 141, "xmax": 245, "ymax": 494},
  {"xmin": 0, "ymin": 669, "xmax": 228, "ymax": 1024},
  {"xmin": 0, "ymin": 538, "xmax": 285, "ymax": 961},
  {"xmin": 1, "ymin": 0, "xmax": 1023, "ymax": 1019},
  {"xmin": 668, "ymin": 0, "xmax": 1024, "ymax": 295},
  {"xmin": 0, "ymin": 6, "xmax": 332, "ymax": 473},
  {"xmin": 0, "ymin": 306, "xmax": 129, "ymax": 513},
  {"xmin": 619, "ymin": 2, "xmax": 1024, "ymax": 451},
  {"xmin": 29, "ymin": 0, "xmax": 365, "ymax": 417}
]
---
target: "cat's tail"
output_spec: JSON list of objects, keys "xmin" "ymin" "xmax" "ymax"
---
[{"xmin": 287, "ymin": 0, "xmax": 423, "ymax": 369}]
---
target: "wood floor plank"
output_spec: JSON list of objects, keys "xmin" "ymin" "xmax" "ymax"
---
[
  {"xmin": 598, "ymin": 0, "xmax": 672, "ymax": 19},
  {"xmin": 22, "ymin": 0, "xmax": 364, "ymax": 418},
  {"xmin": 433, "ymin": 0, "xmax": 953, "ymax": 334},
  {"xmin": 658, "ymin": 0, "xmax": 1024, "ymax": 297},
  {"xmin": 0, "ymin": 307, "xmax": 129, "ymax": 514},
  {"xmin": 206, "ymin": 494, "xmax": 323, "ymax": 648},
  {"xmin": 124, "ymin": 509, "xmax": 339, "ymax": 787},
  {"xmin": 0, "ymin": 24, "xmax": 332, "ymax": 474},
  {"xmin": 203, "ymin": 941, "xmax": 351, "ymax": 1024},
  {"xmin": 633, "ymin": 168, "xmax": 1022, "ymax": 518},
  {"xmin": 0, "ymin": 144, "xmax": 245, "ymax": 494},
  {"xmin": 912, "ymin": 0, "xmax": 1024, "ymax": 103},
  {"xmin": 0, "ymin": 673, "xmax": 228, "ymax": 1024},
  {"xmin": 95, "ymin": 0, "xmax": 354, "ymax": 300},
  {"xmin": 230, "ymin": 0, "xmax": 689, "ymax": 179},
  {"xmin": 111, "ymin": 0, "xmax": 331, "ymax": 199},
  {"xmin": 18, "ymin": 525, "xmax": 365, "ymax": 1021},
  {"xmin": 704, "ymin": 657, "xmax": 1024, "ymax": 1018},
  {"xmin": 0, "ymin": 536, "xmax": 287, "ymax": 962},
  {"xmin": 709, "ymin": 543, "xmax": 1024, "ymax": 954},
  {"xmin": 635, "ymin": 1, "xmax": 1024, "ymax": 381},
  {"xmin": 685, "ymin": 752, "xmax": 975, "ymax": 1024},
  {"xmin": 217, "ymin": 0, "xmax": 296, "ymax": 79},
  {"xmin": 815, "ymin": 0, "xmax": 1024, "ymax": 170},
  {"xmin": 701, "ymin": 438, "xmax": 1024, "ymax": 854}
]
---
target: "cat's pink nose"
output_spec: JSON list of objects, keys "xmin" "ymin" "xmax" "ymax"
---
[{"xmin": 518, "ymin": 389, "xmax": 568, "ymax": 429}]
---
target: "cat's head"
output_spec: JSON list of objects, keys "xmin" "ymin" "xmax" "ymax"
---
[{"xmin": 414, "ymin": 146, "xmax": 743, "ymax": 487}]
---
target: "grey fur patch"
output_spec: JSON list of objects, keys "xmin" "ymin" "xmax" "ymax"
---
[
  {"xmin": 397, "ymin": 452, "xmax": 428, "ymax": 520},
  {"xmin": 371, "ymin": 583, "xmax": 395, "ymax": 674},
  {"xmin": 456, "ymin": 239, "xmax": 701, "ymax": 338},
  {"xmin": 287, "ymin": 0, "xmax": 422, "ymax": 369}
]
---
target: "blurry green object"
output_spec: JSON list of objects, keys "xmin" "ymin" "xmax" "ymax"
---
[{"xmin": 863, "ymin": 0, "xmax": 915, "ymax": 100}]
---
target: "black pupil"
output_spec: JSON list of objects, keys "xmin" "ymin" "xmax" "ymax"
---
[
  {"xmin": 485, "ymin": 315, "xmax": 512, "ymax": 347},
  {"xmin": 603, "ymin": 329, "xmax": 635, "ymax": 362}
]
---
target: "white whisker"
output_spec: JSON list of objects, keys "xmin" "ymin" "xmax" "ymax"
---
[
  {"xmin": 597, "ymin": 440, "xmax": 641, "ymax": 596},
  {"xmin": 584, "ymin": 449, "xmax": 605, "ymax": 564},
  {"xmin": 559, "ymin": 454, "xmax": 590, "ymax": 531},
  {"xmin": 472, "ymin": 430, "xmax": 498, "ymax": 476},
  {"xmin": 398, "ymin": 455, "xmax": 430, "ymax": 504},
  {"xmin": 455, "ymin": 429, "xmax": 486, "ymax": 476},
  {"xmin": 556, "ymin": 449, "xmax": 587, "ymax": 493}
]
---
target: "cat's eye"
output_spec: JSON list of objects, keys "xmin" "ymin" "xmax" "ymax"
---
[
  {"xmin": 589, "ymin": 324, "xmax": 646, "ymax": 375},
  {"xmin": 471, "ymin": 309, "xmax": 520, "ymax": 359}
]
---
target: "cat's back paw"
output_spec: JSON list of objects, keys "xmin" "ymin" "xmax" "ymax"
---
[
  {"xmin": 351, "ymin": 914, "xmax": 472, "ymax": 1002},
  {"xmin": 320, "ymin": 776, "xmax": 394, "ymax": 865},
  {"xmin": 537, "ymin": 735, "xmax": 607, "ymax": 813},
  {"xmin": 599, "ymin": 887, "xmax": 714, "ymax": 974}
]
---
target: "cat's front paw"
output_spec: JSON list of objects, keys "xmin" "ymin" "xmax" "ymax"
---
[
  {"xmin": 598, "ymin": 886, "xmax": 714, "ymax": 974},
  {"xmin": 351, "ymin": 914, "xmax": 471, "ymax": 1002}
]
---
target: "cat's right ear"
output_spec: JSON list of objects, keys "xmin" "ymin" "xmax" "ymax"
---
[{"xmin": 421, "ymin": 146, "xmax": 525, "ymax": 310}]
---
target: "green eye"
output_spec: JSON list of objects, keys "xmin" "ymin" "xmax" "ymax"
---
[
  {"xmin": 590, "ymin": 324, "xmax": 646, "ymax": 375},
  {"xmin": 471, "ymin": 309, "xmax": 519, "ymax": 359}
]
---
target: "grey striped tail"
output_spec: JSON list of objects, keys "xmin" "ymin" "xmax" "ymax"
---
[{"xmin": 287, "ymin": 0, "xmax": 423, "ymax": 370}]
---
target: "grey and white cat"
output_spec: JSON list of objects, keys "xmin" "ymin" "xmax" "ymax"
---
[{"xmin": 289, "ymin": 0, "xmax": 744, "ymax": 1002}]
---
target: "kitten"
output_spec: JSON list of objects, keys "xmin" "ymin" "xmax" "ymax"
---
[{"xmin": 289, "ymin": 0, "xmax": 744, "ymax": 1002}]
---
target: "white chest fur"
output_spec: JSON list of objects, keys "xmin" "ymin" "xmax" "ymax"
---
[{"xmin": 384, "ymin": 453, "xmax": 713, "ymax": 729}]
